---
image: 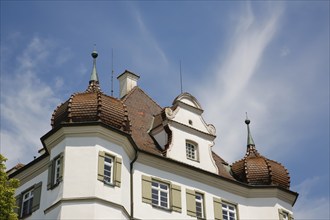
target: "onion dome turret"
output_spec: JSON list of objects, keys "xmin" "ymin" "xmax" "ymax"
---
[
  {"xmin": 51, "ymin": 49, "xmax": 131, "ymax": 133},
  {"xmin": 231, "ymin": 117, "xmax": 290, "ymax": 189}
]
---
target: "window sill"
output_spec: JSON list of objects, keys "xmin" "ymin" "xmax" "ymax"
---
[
  {"xmin": 48, "ymin": 181, "xmax": 61, "ymax": 190},
  {"xmin": 103, "ymin": 181, "xmax": 116, "ymax": 187},
  {"xmin": 20, "ymin": 212, "xmax": 33, "ymax": 219},
  {"xmin": 151, "ymin": 204, "xmax": 172, "ymax": 212},
  {"xmin": 187, "ymin": 157, "xmax": 200, "ymax": 163}
]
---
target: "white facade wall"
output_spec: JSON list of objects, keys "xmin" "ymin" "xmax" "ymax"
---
[
  {"xmin": 173, "ymin": 106, "xmax": 209, "ymax": 134},
  {"xmin": 13, "ymin": 126, "xmax": 294, "ymax": 220},
  {"xmin": 166, "ymin": 126, "xmax": 218, "ymax": 174},
  {"xmin": 14, "ymin": 134, "xmax": 131, "ymax": 220},
  {"xmin": 133, "ymin": 162, "xmax": 293, "ymax": 220}
]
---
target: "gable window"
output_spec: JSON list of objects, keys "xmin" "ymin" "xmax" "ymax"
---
[
  {"xmin": 98, "ymin": 151, "xmax": 122, "ymax": 187},
  {"xmin": 47, "ymin": 153, "xmax": 64, "ymax": 190},
  {"xmin": 222, "ymin": 202, "xmax": 237, "ymax": 220},
  {"xmin": 186, "ymin": 141, "xmax": 198, "ymax": 161},
  {"xmin": 152, "ymin": 180, "xmax": 169, "ymax": 208},
  {"xmin": 142, "ymin": 175, "xmax": 182, "ymax": 212},
  {"xmin": 16, "ymin": 182, "xmax": 42, "ymax": 218},
  {"xmin": 186, "ymin": 189, "xmax": 205, "ymax": 218}
]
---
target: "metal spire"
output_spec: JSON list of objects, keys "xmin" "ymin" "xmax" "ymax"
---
[
  {"xmin": 86, "ymin": 46, "xmax": 101, "ymax": 93},
  {"xmin": 245, "ymin": 113, "xmax": 255, "ymax": 147},
  {"xmin": 90, "ymin": 46, "xmax": 99, "ymax": 83}
]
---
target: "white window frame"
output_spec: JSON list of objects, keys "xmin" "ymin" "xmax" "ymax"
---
[
  {"xmin": 222, "ymin": 202, "xmax": 237, "ymax": 220},
  {"xmin": 53, "ymin": 157, "xmax": 61, "ymax": 185},
  {"xmin": 104, "ymin": 155, "xmax": 114, "ymax": 184},
  {"xmin": 196, "ymin": 192, "xmax": 205, "ymax": 219},
  {"xmin": 186, "ymin": 141, "xmax": 198, "ymax": 161},
  {"xmin": 151, "ymin": 180, "xmax": 169, "ymax": 209},
  {"xmin": 21, "ymin": 189, "xmax": 33, "ymax": 217}
]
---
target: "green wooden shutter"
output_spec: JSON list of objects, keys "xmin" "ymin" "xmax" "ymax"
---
[
  {"xmin": 98, "ymin": 151, "xmax": 105, "ymax": 181},
  {"xmin": 15, "ymin": 194, "xmax": 22, "ymax": 217},
  {"xmin": 171, "ymin": 184, "xmax": 181, "ymax": 212},
  {"xmin": 114, "ymin": 157, "xmax": 122, "ymax": 187},
  {"xmin": 213, "ymin": 197, "xmax": 222, "ymax": 220},
  {"xmin": 58, "ymin": 153, "xmax": 64, "ymax": 182},
  {"xmin": 186, "ymin": 189, "xmax": 196, "ymax": 217},
  {"xmin": 32, "ymin": 182, "xmax": 42, "ymax": 212},
  {"xmin": 47, "ymin": 160, "xmax": 53, "ymax": 190},
  {"xmin": 141, "ymin": 175, "xmax": 152, "ymax": 204}
]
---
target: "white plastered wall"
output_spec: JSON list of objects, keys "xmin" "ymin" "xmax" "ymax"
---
[
  {"xmin": 166, "ymin": 126, "xmax": 218, "ymax": 174},
  {"xmin": 133, "ymin": 162, "xmax": 293, "ymax": 220}
]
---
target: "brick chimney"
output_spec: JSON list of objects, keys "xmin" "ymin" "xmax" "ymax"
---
[{"xmin": 117, "ymin": 70, "xmax": 140, "ymax": 98}]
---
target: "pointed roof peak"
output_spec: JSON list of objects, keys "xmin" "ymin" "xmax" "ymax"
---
[
  {"xmin": 90, "ymin": 47, "xmax": 99, "ymax": 83},
  {"xmin": 245, "ymin": 113, "xmax": 255, "ymax": 147},
  {"xmin": 87, "ymin": 47, "xmax": 101, "ymax": 92}
]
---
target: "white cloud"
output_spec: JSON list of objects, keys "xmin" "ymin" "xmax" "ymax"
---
[
  {"xmin": 134, "ymin": 11, "xmax": 168, "ymax": 66},
  {"xmin": 0, "ymin": 36, "xmax": 60, "ymax": 169},
  {"xmin": 293, "ymin": 176, "xmax": 330, "ymax": 219},
  {"xmin": 199, "ymin": 2, "xmax": 284, "ymax": 162}
]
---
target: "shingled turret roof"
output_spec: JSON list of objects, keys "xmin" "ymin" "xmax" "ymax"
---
[
  {"xmin": 231, "ymin": 118, "xmax": 290, "ymax": 189},
  {"xmin": 51, "ymin": 50, "xmax": 131, "ymax": 133}
]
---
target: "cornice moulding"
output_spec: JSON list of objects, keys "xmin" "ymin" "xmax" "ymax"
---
[{"xmin": 42, "ymin": 125, "xmax": 135, "ymax": 159}]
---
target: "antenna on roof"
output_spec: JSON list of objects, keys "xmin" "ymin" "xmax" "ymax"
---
[
  {"xmin": 111, "ymin": 48, "xmax": 114, "ymax": 96},
  {"xmin": 180, "ymin": 60, "xmax": 183, "ymax": 94}
]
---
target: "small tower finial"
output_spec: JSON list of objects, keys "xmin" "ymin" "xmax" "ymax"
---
[
  {"xmin": 86, "ymin": 46, "xmax": 101, "ymax": 93},
  {"xmin": 90, "ymin": 45, "xmax": 99, "ymax": 82},
  {"xmin": 245, "ymin": 113, "xmax": 255, "ymax": 147}
]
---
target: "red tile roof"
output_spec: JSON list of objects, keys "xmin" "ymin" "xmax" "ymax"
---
[
  {"xmin": 52, "ymin": 86, "xmax": 130, "ymax": 133},
  {"xmin": 231, "ymin": 146, "xmax": 290, "ymax": 189}
]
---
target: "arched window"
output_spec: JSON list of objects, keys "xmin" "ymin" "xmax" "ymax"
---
[{"xmin": 186, "ymin": 141, "xmax": 198, "ymax": 161}]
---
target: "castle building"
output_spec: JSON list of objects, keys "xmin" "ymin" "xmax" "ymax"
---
[{"xmin": 9, "ymin": 50, "xmax": 298, "ymax": 220}]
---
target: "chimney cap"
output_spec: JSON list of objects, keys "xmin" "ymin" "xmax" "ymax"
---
[{"xmin": 117, "ymin": 70, "xmax": 140, "ymax": 80}]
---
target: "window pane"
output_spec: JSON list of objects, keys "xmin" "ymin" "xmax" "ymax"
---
[
  {"xmin": 222, "ymin": 203, "xmax": 237, "ymax": 220},
  {"xmin": 160, "ymin": 184, "xmax": 167, "ymax": 190},
  {"xmin": 151, "ymin": 180, "xmax": 169, "ymax": 208},
  {"xmin": 161, "ymin": 201, "xmax": 168, "ymax": 207}
]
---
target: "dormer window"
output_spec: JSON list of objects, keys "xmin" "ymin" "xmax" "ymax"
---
[{"xmin": 186, "ymin": 141, "xmax": 198, "ymax": 161}]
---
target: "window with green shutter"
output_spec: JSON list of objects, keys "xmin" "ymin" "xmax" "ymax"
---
[
  {"xmin": 213, "ymin": 197, "xmax": 223, "ymax": 220},
  {"xmin": 47, "ymin": 153, "xmax": 64, "ymax": 190},
  {"xmin": 171, "ymin": 184, "xmax": 182, "ymax": 212},
  {"xmin": 186, "ymin": 189, "xmax": 196, "ymax": 217},
  {"xmin": 195, "ymin": 192, "xmax": 205, "ymax": 219},
  {"xmin": 141, "ymin": 175, "xmax": 182, "ymax": 212},
  {"xmin": 222, "ymin": 202, "xmax": 237, "ymax": 220},
  {"xmin": 186, "ymin": 189, "xmax": 205, "ymax": 218},
  {"xmin": 97, "ymin": 151, "xmax": 122, "ymax": 187},
  {"xmin": 16, "ymin": 182, "xmax": 42, "ymax": 218}
]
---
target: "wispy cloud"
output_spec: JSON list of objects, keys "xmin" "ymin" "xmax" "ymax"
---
[
  {"xmin": 199, "ymin": 2, "xmax": 284, "ymax": 162},
  {"xmin": 0, "ymin": 36, "xmax": 60, "ymax": 168},
  {"xmin": 135, "ymin": 12, "xmax": 168, "ymax": 66},
  {"xmin": 293, "ymin": 176, "xmax": 330, "ymax": 219}
]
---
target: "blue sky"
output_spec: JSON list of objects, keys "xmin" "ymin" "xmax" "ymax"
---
[{"xmin": 1, "ymin": 1, "xmax": 329, "ymax": 219}]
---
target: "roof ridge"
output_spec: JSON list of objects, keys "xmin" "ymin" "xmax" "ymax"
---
[{"xmin": 122, "ymin": 86, "xmax": 162, "ymax": 109}]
